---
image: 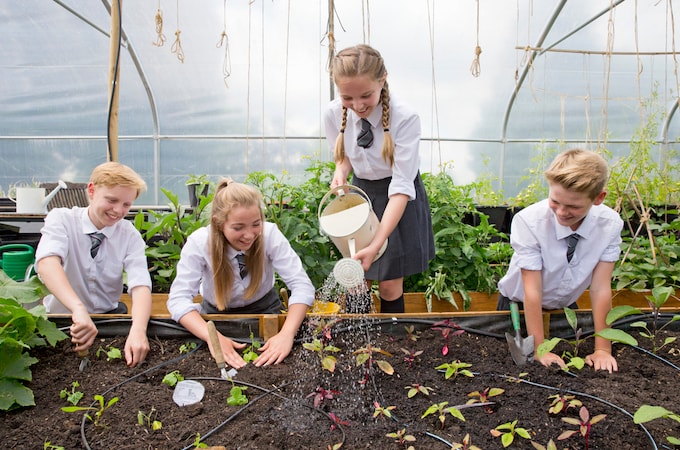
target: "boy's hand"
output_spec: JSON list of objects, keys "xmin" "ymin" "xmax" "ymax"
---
[
  {"xmin": 535, "ymin": 351, "xmax": 567, "ymax": 369},
  {"xmin": 124, "ymin": 328, "xmax": 150, "ymax": 368},
  {"xmin": 70, "ymin": 310, "xmax": 97, "ymax": 352},
  {"xmin": 585, "ymin": 350, "xmax": 618, "ymax": 373}
]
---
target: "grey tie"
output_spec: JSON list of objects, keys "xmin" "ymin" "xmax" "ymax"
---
[
  {"xmin": 236, "ymin": 253, "xmax": 248, "ymax": 279},
  {"xmin": 89, "ymin": 232, "xmax": 105, "ymax": 258},
  {"xmin": 566, "ymin": 233, "xmax": 579, "ymax": 262},
  {"xmin": 357, "ymin": 118, "xmax": 374, "ymax": 148}
]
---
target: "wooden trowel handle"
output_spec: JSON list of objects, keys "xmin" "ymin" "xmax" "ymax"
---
[
  {"xmin": 77, "ymin": 349, "xmax": 89, "ymax": 357},
  {"xmin": 206, "ymin": 320, "xmax": 225, "ymax": 367}
]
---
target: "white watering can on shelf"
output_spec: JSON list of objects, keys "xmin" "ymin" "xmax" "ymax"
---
[{"xmin": 9, "ymin": 180, "xmax": 68, "ymax": 214}]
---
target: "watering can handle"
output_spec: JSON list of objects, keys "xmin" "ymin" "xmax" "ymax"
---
[
  {"xmin": 0, "ymin": 244, "xmax": 35, "ymax": 254},
  {"xmin": 317, "ymin": 184, "xmax": 373, "ymax": 220}
]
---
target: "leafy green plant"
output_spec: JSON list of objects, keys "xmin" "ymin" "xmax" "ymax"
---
[
  {"xmin": 435, "ymin": 360, "xmax": 474, "ymax": 380},
  {"xmin": 466, "ymin": 386, "xmax": 504, "ymax": 413},
  {"xmin": 385, "ymin": 428, "xmax": 416, "ymax": 449},
  {"xmin": 0, "ymin": 272, "xmax": 68, "ymax": 411},
  {"xmin": 226, "ymin": 383, "xmax": 248, "ymax": 406},
  {"xmin": 547, "ymin": 394, "xmax": 582, "ymax": 415},
  {"xmin": 189, "ymin": 432, "xmax": 208, "ymax": 448},
  {"xmin": 537, "ymin": 306, "xmax": 638, "ymax": 371},
  {"xmin": 490, "ymin": 419, "xmax": 532, "ymax": 448},
  {"xmin": 557, "ymin": 406, "xmax": 606, "ymax": 450},
  {"xmin": 353, "ymin": 344, "xmax": 394, "ymax": 384},
  {"xmin": 134, "ymin": 187, "xmax": 212, "ymax": 293},
  {"xmin": 629, "ymin": 286, "xmax": 680, "ymax": 353},
  {"xmin": 59, "ymin": 381, "xmax": 84, "ymax": 406},
  {"xmin": 61, "ymin": 394, "xmax": 120, "ymax": 427},
  {"xmin": 137, "ymin": 407, "xmax": 163, "ymax": 431},
  {"xmin": 633, "ymin": 404, "xmax": 680, "ymax": 445},
  {"xmin": 179, "ymin": 341, "xmax": 198, "ymax": 354},
  {"xmin": 405, "ymin": 383, "xmax": 433, "ymax": 398},
  {"xmin": 162, "ymin": 370, "xmax": 184, "ymax": 387},
  {"xmin": 421, "ymin": 401, "xmax": 465, "ymax": 429},
  {"xmin": 96, "ymin": 345, "xmax": 122, "ymax": 361},
  {"xmin": 302, "ymin": 338, "xmax": 340, "ymax": 373},
  {"xmin": 242, "ymin": 331, "xmax": 262, "ymax": 364}
]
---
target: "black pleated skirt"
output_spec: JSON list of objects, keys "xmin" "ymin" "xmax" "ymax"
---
[{"xmin": 352, "ymin": 173, "xmax": 435, "ymax": 280}]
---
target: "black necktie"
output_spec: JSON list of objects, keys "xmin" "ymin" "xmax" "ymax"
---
[
  {"xmin": 89, "ymin": 232, "xmax": 105, "ymax": 258},
  {"xmin": 566, "ymin": 233, "xmax": 579, "ymax": 262},
  {"xmin": 357, "ymin": 118, "xmax": 374, "ymax": 148},
  {"xmin": 236, "ymin": 253, "xmax": 247, "ymax": 279}
]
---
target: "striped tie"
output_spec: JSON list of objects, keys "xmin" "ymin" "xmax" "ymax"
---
[
  {"xmin": 566, "ymin": 233, "xmax": 579, "ymax": 262},
  {"xmin": 236, "ymin": 253, "xmax": 248, "ymax": 279},
  {"xmin": 89, "ymin": 232, "xmax": 105, "ymax": 258},
  {"xmin": 357, "ymin": 118, "xmax": 374, "ymax": 148}
]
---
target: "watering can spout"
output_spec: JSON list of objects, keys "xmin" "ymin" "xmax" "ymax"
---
[{"xmin": 42, "ymin": 180, "xmax": 68, "ymax": 210}]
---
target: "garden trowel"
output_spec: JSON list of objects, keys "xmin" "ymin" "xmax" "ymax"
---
[
  {"xmin": 77, "ymin": 349, "xmax": 90, "ymax": 372},
  {"xmin": 206, "ymin": 320, "xmax": 237, "ymax": 379},
  {"xmin": 505, "ymin": 302, "xmax": 534, "ymax": 366}
]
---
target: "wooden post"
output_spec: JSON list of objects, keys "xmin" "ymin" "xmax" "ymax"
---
[{"xmin": 107, "ymin": 0, "xmax": 122, "ymax": 162}]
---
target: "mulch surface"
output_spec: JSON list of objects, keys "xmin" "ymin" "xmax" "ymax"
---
[{"xmin": 1, "ymin": 316, "xmax": 679, "ymax": 449}]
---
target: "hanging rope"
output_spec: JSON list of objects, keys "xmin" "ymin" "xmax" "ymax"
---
[
  {"xmin": 470, "ymin": 0, "xmax": 482, "ymax": 77},
  {"xmin": 170, "ymin": 0, "xmax": 185, "ymax": 63},
  {"xmin": 152, "ymin": 0, "xmax": 166, "ymax": 47},
  {"xmin": 216, "ymin": 0, "xmax": 232, "ymax": 87}
]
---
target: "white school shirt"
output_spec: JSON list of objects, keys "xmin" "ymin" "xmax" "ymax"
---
[
  {"xmin": 166, "ymin": 223, "xmax": 315, "ymax": 322},
  {"xmin": 323, "ymin": 96, "xmax": 421, "ymax": 200},
  {"xmin": 497, "ymin": 199, "xmax": 623, "ymax": 310},
  {"xmin": 36, "ymin": 207, "xmax": 151, "ymax": 314}
]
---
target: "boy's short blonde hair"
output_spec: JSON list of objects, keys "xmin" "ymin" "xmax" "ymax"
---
[
  {"xmin": 89, "ymin": 161, "xmax": 147, "ymax": 199},
  {"xmin": 544, "ymin": 149, "xmax": 608, "ymax": 200}
]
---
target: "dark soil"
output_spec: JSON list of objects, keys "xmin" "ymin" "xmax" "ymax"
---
[{"xmin": 2, "ymin": 316, "xmax": 679, "ymax": 450}]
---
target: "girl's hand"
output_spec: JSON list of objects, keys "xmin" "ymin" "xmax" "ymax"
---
[
  {"xmin": 535, "ymin": 351, "xmax": 566, "ymax": 369},
  {"xmin": 253, "ymin": 332, "xmax": 294, "ymax": 367},
  {"xmin": 354, "ymin": 246, "xmax": 379, "ymax": 272},
  {"xmin": 585, "ymin": 350, "xmax": 618, "ymax": 373},
  {"xmin": 210, "ymin": 335, "xmax": 248, "ymax": 369}
]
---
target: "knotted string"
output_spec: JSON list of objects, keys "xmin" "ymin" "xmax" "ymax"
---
[
  {"xmin": 357, "ymin": 118, "xmax": 374, "ymax": 148},
  {"xmin": 89, "ymin": 232, "xmax": 105, "ymax": 258}
]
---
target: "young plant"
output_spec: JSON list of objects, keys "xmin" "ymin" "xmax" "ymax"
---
[
  {"xmin": 179, "ymin": 341, "xmax": 198, "ymax": 354},
  {"xmin": 189, "ymin": 432, "xmax": 208, "ymax": 448},
  {"xmin": 431, "ymin": 319, "xmax": 465, "ymax": 356},
  {"xmin": 403, "ymin": 325, "xmax": 420, "ymax": 343},
  {"xmin": 328, "ymin": 412, "xmax": 350, "ymax": 431},
  {"xmin": 400, "ymin": 348, "xmax": 423, "ymax": 368},
  {"xmin": 59, "ymin": 381, "xmax": 84, "ymax": 406},
  {"xmin": 421, "ymin": 401, "xmax": 465, "ymax": 429},
  {"xmin": 353, "ymin": 344, "xmax": 394, "ymax": 384},
  {"xmin": 630, "ymin": 286, "xmax": 680, "ymax": 353},
  {"xmin": 385, "ymin": 428, "xmax": 416, "ymax": 449},
  {"xmin": 372, "ymin": 402, "xmax": 396, "ymax": 421},
  {"xmin": 226, "ymin": 382, "xmax": 248, "ymax": 406},
  {"xmin": 43, "ymin": 441, "xmax": 65, "ymax": 450},
  {"xmin": 557, "ymin": 406, "xmax": 606, "ymax": 449},
  {"xmin": 531, "ymin": 439, "xmax": 559, "ymax": 450},
  {"xmin": 306, "ymin": 387, "xmax": 341, "ymax": 408},
  {"xmin": 490, "ymin": 419, "xmax": 532, "ymax": 448},
  {"xmin": 162, "ymin": 370, "xmax": 185, "ymax": 387},
  {"xmin": 61, "ymin": 394, "xmax": 120, "ymax": 427},
  {"xmin": 302, "ymin": 338, "xmax": 341, "ymax": 373},
  {"xmin": 466, "ymin": 387, "xmax": 504, "ymax": 413},
  {"xmin": 547, "ymin": 394, "xmax": 582, "ymax": 415},
  {"xmin": 242, "ymin": 331, "xmax": 262, "ymax": 363},
  {"xmin": 633, "ymin": 405, "xmax": 680, "ymax": 446},
  {"xmin": 450, "ymin": 433, "xmax": 481, "ymax": 450},
  {"xmin": 405, "ymin": 383, "xmax": 434, "ymax": 398},
  {"xmin": 96, "ymin": 345, "xmax": 122, "ymax": 361},
  {"xmin": 435, "ymin": 360, "xmax": 474, "ymax": 380},
  {"xmin": 137, "ymin": 407, "xmax": 163, "ymax": 431}
]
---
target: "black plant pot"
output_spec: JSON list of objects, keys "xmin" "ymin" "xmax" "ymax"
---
[{"xmin": 187, "ymin": 183, "xmax": 209, "ymax": 207}]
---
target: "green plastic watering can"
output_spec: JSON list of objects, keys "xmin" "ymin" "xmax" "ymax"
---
[{"xmin": 0, "ymin": 244, "xmax": 35, "ymax": 281}]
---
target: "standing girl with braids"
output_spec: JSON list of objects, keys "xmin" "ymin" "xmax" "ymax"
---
[
  {"xmin": 323, "ymin": 44, "xmax": 435, "ymax": 313},
  {"xmin": 167, "ymin": 179, "xmax": 315, "ymax": 368}
]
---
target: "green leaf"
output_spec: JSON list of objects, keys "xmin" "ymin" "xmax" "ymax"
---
[
  {"xmin": 606, "ymin": 305, "xmax": 642, "ymax": 324},
  {"xmin": 633, "ymin": 405, "xmax": 674, "ymax": 424},
  {"xmin": 0, "ymin": 378, "xmax": 35, "ymax": 410},
  {"xmin": 594, "ymin": 328, "xmax": 638, "ymax": 346}
]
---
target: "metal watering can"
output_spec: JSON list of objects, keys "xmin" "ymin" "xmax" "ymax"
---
[
  {"xmin": 0, "ymin": 244, "xmax": 35, "ymax": 281},
  {"xmin": 318, "ymin": 185, "xmax": 388, "ymax": 288},
  {"xmin": 9, "ymin": 180, "xmax": 68, "ymax": 214}
]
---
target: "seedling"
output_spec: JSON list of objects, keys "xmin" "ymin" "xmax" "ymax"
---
[
  {"xmin": 242, "ymin": 331, "xmax": 262, "ymax": 364},
  {"xmin": 466, "ymin": 387, "xmax": 504, "ymax": 413},
  {"xmin": 547, "ymin": 394, "xmax": 582, "ymax": 415},
  {"xmin": 385, "ymin": 428, "xmax": 416, "ymax": 449},
  {"xmin": 189, "ymin": 432, "xmax": 208, "ymax": 448},
  {"xmin": 558, "ymin": 406, "xmax": 606, "ymax": 449},
  {"xmin": 162, "ymin": 370, "xmax": 185, "ymax": 387},
  {"xmin": 400, "ymin": 348, "xmax": 423, "ymax": 368},
  {"xmin": 435, "ymin": 360, "xmax": 474, "ymax": 380},
  {"xmin": 490, "ymin": 419, "xmax": 531, "ymax": 448},
  {"xmin": 405, "ymin": 383, "xmax": 433, "ymax": 398},
  {"xmin": 450, "ymin": 433, "xmax": 481, "ymax": 450},
  {"xmin": 633, "ymin": 405, "xmax": 680, "ymax": 445},
  {"xmin": 61, "ymin": 394, "xmax": 119, "ymax": 427},
  {"xmin": 372, "ymin": 401, "xmax": 396, "ymax": 421},
  {"xmin": 59, "ymin": 381, "xmax": 84, "ymax": 406},
  {"xmin": 328, "ymin": 412, "xmax": 349, "ymax": 431},
  {"xmin": 630, "ymin": 286, "xmax": 680, "ymax": 353},
  {"xmin": 43, "ymin": 441, "xmax": 65, "ymax": 450},
  {"xmin": 306, "ymin": 387, "xmax": 341, "ymax": 408},
  {"xmin": 531, "ymin": 439, "xmax": 559, "ymax": 450},
  {"xmin": 137, "ymin": 407, "xmax": 163, "ymax": 431},
  {"xmin": 421, "ymin": 401, "xmax": 465, "ymax": 429},
  {"xmin": 226, "ymin": 382, "xmax": 248, "ymax": 406},
  {"xmin": 96, "ymin": 345, "xmax": 122, "ymax": 361},
  {"xmin": 179, "ymin": 341, "xmax": 198, "ymax": 354},
  {"xmin": 403, "ymin": 325, "xmax": 420, "ymax": 343},
  {"xmin": 302, "ymin": 338, "xmax": 341, "ymax": 372},
  {"xmin": 307, "ymin": 317, "xmax": 340, "ymax": 345},
  {"xmin": 431, "ymin": 319, "xmax": 465, "ymax": 356},
  {"xmin": 353, "ymin": 344, "xmax": 394, "ymax": 385}
]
